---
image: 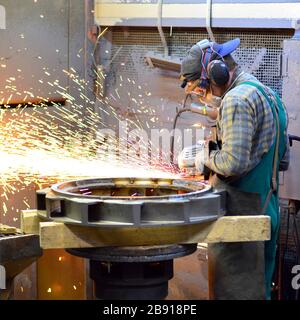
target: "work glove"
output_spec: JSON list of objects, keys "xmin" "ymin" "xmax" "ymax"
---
[
  {"xmin": 177, "ymin": 141, "xmax": 205, "ymax": 176},
  {"xmin": 195, "ymin": 140, "xmax": 218, "ymax": 178},
  {"xmin": 194, "ymin": 148, "xmax": 206, "ymax": 174}
]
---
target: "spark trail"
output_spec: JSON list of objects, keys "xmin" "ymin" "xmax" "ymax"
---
[{"xmin": 0, "ymin": 64, "xmax": 179, "ymax": 220}]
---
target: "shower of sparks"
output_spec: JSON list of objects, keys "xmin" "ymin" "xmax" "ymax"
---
[{"xmin": 0, "ymin": 54, "xmax": 180, "ymax": 220}]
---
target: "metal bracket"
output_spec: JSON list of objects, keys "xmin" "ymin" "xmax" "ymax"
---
[
  {"xmin": 280, "ymin": 53, "xmax": 289, "ymax": 78},
  {"xmin": 292, "ymin": 18, "xmax": 300, "ymax": 39}
]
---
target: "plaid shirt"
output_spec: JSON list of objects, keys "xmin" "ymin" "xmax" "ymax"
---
[{"xmin": 207, "ymin": 70, "xmax": 281, "ymax": 177}]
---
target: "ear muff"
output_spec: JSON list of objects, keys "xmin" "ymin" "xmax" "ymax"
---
[
  {"xmin": 198, "ymin": 47, "xmax": 213, "ymax": 91},
  {"xmin": 207, "ymin": 60, "xmax": 230, "ymax": 86}
]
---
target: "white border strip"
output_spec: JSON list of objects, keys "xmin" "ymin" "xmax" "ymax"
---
[{"xmin": 95, "ymin": 3, "xmax": 300, "ymax": 25}]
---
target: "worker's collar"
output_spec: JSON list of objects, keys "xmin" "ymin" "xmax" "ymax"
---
[
  {"xmin": 218, "ymin": 67, "xmax": 245, "ymax": 99},
  {"xmin": 227, "ymin": 67, "xmax": 245, "ymax": 90}
]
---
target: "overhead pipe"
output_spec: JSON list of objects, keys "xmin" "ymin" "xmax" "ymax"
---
[
  {"xmin": 206, "ymin": 0, "xmax": 215, "ymax": 42},
  {"xmin": 157, "ymin": 0, "xmax": 169, "ymax": 57}
]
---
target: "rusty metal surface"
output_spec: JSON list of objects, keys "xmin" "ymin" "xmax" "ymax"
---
[
  {"xmin": 0, "ymin": 233, "xmax": 42, "ymax": 265},
  {"xmin": 0, "ymin": 233, "xmax": 42, "ymax": 300},
  {"xmin": 0, "ymin": 0, "xmax": 69, "ymax": 104}
]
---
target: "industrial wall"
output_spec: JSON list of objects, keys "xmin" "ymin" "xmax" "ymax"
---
[
  {"xmin": 0, "ymin": 0, "xmax": 95, "ymax": 300},
  {"xmin": 96, "ymin": 27, "xmax": 293, "ymax": 158},
  {"xmin": 0, "ymin": 0, "xmax": 96, "ymax": 222},
  {"xmin": 95, "ymin": 0, "xmax": 300, "ymax": 28}
]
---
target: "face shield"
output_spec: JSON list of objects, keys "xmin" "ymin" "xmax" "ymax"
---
[
  {"xmin": 182, "ymin": 77, "xmax": 222, "ymax": 109},
  {"xmin": 200, "ymin": 88, "xmax": 223, "ymax": 109}
]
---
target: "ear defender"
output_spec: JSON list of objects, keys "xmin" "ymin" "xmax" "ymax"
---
[
  {"xmin": 180, "ymin": 39, "xmax": 230, "ymax": 91},
  {"xmin": 207, "ymin": 60, "xmax": 230, "ymax": 86}
]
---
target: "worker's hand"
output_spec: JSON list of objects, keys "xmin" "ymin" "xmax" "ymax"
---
[
  {"xmin": 195, "ymin": 140, "xmax": 218, "ymax": 177},
  {"xmin": 194, "ymin": 149, "xmax": 205, "ymax": 174},
  {"xmin": 177, "ymin": 141, "xmax": 206, "ymax": 175}
]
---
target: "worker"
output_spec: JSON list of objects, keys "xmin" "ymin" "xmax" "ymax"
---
[{"xmin": 179, "ymin": 38, "xmax": 289, "ymax": 300}]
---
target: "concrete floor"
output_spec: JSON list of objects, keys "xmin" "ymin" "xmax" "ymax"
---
[{"xmin": 168, "ymin": 246, "xmax": 208, "ymax": 300}]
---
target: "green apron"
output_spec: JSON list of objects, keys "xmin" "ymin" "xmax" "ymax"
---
[{"xmin": 208, "ymin": 81, "xmax": 287, "ymax": 300}]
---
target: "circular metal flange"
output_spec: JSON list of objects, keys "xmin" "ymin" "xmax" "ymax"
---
[
  {"xmin": 37, "ymin": 177, "xmax": 224, "ymax": 228},
  {"xmin": 66, "ymin": 244, "xmax": 197, "ymax": 262},
  {"xmin": 51, "ymin": 177, "xmax": 211, "ymax": 200}
]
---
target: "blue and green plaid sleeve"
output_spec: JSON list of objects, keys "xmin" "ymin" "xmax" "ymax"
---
[{"xmin": 206, "ymin": 84, "xmax": 275, "ymax": 177}]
